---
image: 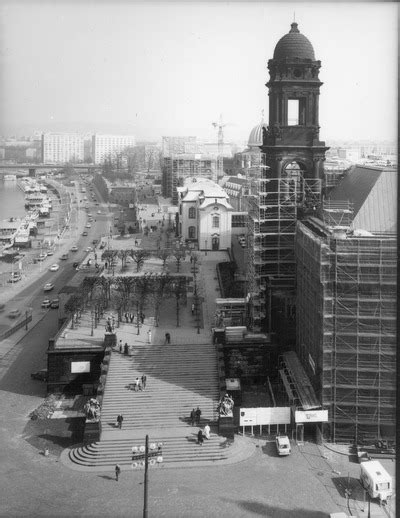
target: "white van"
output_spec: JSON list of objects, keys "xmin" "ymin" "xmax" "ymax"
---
[
  {"xmin": 360, "ymin": 460, "xmax": 392, "ymax": 503},
  {"xmin": 275, "ymin": 435, "xmax": 291, "ymax": 456}
]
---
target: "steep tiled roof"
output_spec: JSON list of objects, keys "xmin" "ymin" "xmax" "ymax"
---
[{"xmin": 328, "ymin": 165, "xmax": 397, "ymax": 232}]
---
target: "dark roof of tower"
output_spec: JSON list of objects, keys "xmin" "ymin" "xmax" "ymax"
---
[{"xmin": 273, "ymin": 22, "xmax": 315, "ymax": 61}]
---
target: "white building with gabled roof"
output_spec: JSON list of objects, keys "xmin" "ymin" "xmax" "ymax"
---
[{"xmin": 177, "ymin": 177, "xmax": 233, "ymax": 251}]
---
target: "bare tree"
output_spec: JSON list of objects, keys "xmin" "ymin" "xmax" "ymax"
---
[
  {"xmin": 64, "ymin": 293, "xmax": 83, "ymax": 330},
  {"xmin": 157, "ymin": 248, "xmax": 171, "ymax": 269},
  {"xmin": 118, "ymin": 249, "xmax": 130, "ymax": 271},
  {"xmin": 168, "ymin": 276, "xmax": 187, "ymax": 327},
  {"xmin": 151, "ymin": 273, "xmax": 172, "ymax": 326},
  {"xmin": 172, "ymin": 248, "xmax": 186, "ymax": 273},
  {"xmin": 130, "ymin": 249, "xmax": 150, "ymax": 272}
]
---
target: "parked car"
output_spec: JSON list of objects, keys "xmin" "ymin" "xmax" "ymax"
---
[
  {"xmin": 85, "ymin": 246, "xmax": 93, "ymax": 253},
  {"xmin": 8, "ymin": 273, "xmax": 22, "ymax": 283},
  {"xmin": 43, "ymin": 283, "xmax": 54, "ymax": 292},
  {"xmin": 60, "ymin": 253, "xmax": 68, "ymax": 260},
  {"xmin": 8, "ymin": 309, "xmax": 21, "ymax": 319},
  {"xmin": 71, "ymin": 245, "xmax": 78, "ymax": 252},
  {"xmin": 275, "ymin": 435, "xmax": 291, "ymax": 456},
  {"xmin": 37, "ymin": 254, "xmax": 47, "ymax": 262},
  {"xmin": 97, "ymin": 210, "xmax": 101, "ymax": 214},
  {"xmin": 31, "ymin": 369, "xmax": 48, "ymax": 382},
  {"xmin": 41, "ymin": 299, "xmax": 51, "ymax": 308},
  {"xmin": 72, "ymin": 262, "xmax": 80, "ymax": 269},
  {"xmin": 46, "ymin": 250, "xmax": 54, "ymax": 256},
  {"xmin": 86, "ymin": 223, "xmax": 91, "ymax": 228},
  {"xmin": 82, "ymin": 231, "xmax": 88, "ymax": 236},
  {"xmin": 49, "ymin": 264, "xmax": 60, "ymax": 271},
  {"xmin": 50, "ymin": 299, "xmax": 59, "ymax": 309}
]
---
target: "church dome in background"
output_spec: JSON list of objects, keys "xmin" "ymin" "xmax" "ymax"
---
[
  {"xmin": 273, "ymin": 22, "xmax": 315, "ymax": 61},
  {"xmin": 248, "ymin": 121, "xmax": 267, "ymax": 148}
]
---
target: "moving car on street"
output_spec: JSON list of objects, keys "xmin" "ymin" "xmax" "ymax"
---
[
  {"xmin": 41, "ymin": 299, "xmax": 51, "ymax": 308},
  {"xmin": 71, "ymin": 245, "xmax": 78, "ymax": 252},
  {"xmin": 49, "ymin": 264, "xmax": 60, "ymax": 271},
  {"xmin": 43, "ymin": 283, "xmax": 54, "ymax": 292},
  {"xmin": 8, "ymin": 309, "xmax": 21, "ymax": 319},
  {"xmin": 50, "ymin": 299, "xmax": 59, "ymax": 309}
]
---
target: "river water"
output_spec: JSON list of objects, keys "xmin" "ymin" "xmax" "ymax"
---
[{"xmin": 0, "ymin": 180, "xmax": 26, "ymax": 220}]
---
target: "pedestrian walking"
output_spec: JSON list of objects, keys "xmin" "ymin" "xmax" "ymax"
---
[
  {"xmin": 116, "ymin": 414, "xmax": 123, "ymax": 429},
  {"xmin": 190, "ymin": 408, "xmax": 196, "ymax": 426},
  {"xmin": 191, "ymin": 303, "xmax": 195, "ymax": 315},
  {"xmin": 141, "ymin": 375, "xmax": 147, "ymax": 390},
  {"xmin": 197, "ymin": 429, "xmax": 204, "ymax": 446},
  {"xmin": 165, "ymin": 332, "xmax": 171, "ymax": 345},
  {"xmin": 119, "ymin": 339, "xmax": 123, "ymax": 352},
  {"xmin": 105, "ymin": 261, "xmax": 108, "ymax": 269},
  {"xmin": 115, "ymin": 464, "xmax": 121, "ymax": 481},
  {"xmin": 129, "ymin": 312, "xmax": 134, "ymax": 323},
  {"xmin": 125, "ymin": 312, "xmax": 129, "ymax": 323},
  {"xmin": 134, "ymin": 377, "xmax": 140, "ymax": 392},
  {"xmin": 124, "ymin": 343, "xmax": 129, "ymax": 355},
  {"xmin": 195, "ymin": 406, "xmax": 201, "ymax": 425},
  {"xmin": 141, "ymin": 313, "xmax": 145, "ymax": 324},
  {"xmin": 147, "ymin": 330, "xmax": 152, "ymax": 344},
  {"xmin": 203, "ymin": 424, "xmax": 211, "ymax": 440}
]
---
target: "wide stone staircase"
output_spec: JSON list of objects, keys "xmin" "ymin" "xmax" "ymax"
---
[
  {"xmin": 100, "ymin": 342, "xmax": 219, "ymax": 431},
  {"xmin": 63, "ymin": 339, "xmax": 250, "ymax": 470}
]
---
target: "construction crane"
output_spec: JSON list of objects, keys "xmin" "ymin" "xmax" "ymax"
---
[{"xmin": 212, "ymin": 114, "xmax": 226, "ymax": 180}]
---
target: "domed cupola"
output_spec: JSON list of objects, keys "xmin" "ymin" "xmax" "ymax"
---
[
  {"xmin": 248, "ymin": 120, "xmax": 268, "ymax": 148},
  {"xmin": 273, "ymin": 22, "xmax": 315, "ymax": 61}
]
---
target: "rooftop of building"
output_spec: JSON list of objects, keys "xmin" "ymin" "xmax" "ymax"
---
[
  {"xmin": 327, "ymin": 164, "xmax": 397, "ymax": 232},
  {"xmin": 273, "ymin": 22, "xmax": 316, "ymax": 61}
]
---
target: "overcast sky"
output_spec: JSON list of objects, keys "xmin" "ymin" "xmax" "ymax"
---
[{"xmin": 0, "ymin": 1, "xmax": 397, "ymax": 143}]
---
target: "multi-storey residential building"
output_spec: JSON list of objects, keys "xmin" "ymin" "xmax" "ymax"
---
[
  {"xmin": 92, "ymin": 134, "xmax": 136, "ymax": 164},
  {"xmin": 42, "ymin": 133, "xmax": 84, "ymax": 164}
]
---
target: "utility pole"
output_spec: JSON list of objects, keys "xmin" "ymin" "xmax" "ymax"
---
[{"xmin": 143, "ymin": 434, "xmax": 149, "ymax": 518}]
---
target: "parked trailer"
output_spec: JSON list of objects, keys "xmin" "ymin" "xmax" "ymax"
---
[{"xmin": 360, "ymin": 460, "xmax": 392, "ymax": 503}]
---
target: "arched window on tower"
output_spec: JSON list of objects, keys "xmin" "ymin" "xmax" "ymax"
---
[{"xmin": 188, "ymin": 207, "xmax": 196, "ymax": 219}]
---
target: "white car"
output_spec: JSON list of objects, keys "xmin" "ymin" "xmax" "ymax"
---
[
  {"xmin": 43, "ymin": 282, "xmax": 54, "ymax": 292},
  {"xmin": 85, "ymin": 246, "xmax": 93, "ymax": 253},
  {"xmin": 86, "ymin": 223, "xmax": 91, "ymax": 228},
  {"xmin": 49, "ymin": 264, "xmax": 60, "ymax": 271},
  {"xmin": 41, "ymin": 299, "xmax": 51, "ymax": 308},
  {"xmin": 97, "ymin": 210, "xmax": 101, "ymax": 214},
  {"xmin": 71, "ymin": 245, "xmax": 78, "ymax": 252},
  {"xmin": 46, "ymin": 250, "xmax": 54, "ymax": 256},
  {"xmin": 275, "ymin": 436, "xmax": 291, "ymax": 456}
]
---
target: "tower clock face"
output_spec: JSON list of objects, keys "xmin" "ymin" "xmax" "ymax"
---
[{"xmin": 294, "ymin": 68, "xmax": 302, "ymax": 78}]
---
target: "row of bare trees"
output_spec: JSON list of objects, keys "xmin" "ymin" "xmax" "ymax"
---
[
  {"xmin": 100, "ymin": 247, "xmax": 187, "ymax": 273},
  {"xmin": 63, "ymin": 273, "xmax": 189, "ymax": 333}
]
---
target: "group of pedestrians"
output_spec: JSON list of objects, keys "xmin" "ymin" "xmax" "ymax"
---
[
  {"xmin": 190, "ymin": 407, "xmax": 202, "ymax": 426},
  {"xmin": 132, "ymin": 375, "xmax": 147, "ymax": 392}
]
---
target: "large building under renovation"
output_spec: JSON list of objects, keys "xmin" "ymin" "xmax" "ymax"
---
[
  {"xmin": 295, "ymin": 170, "xmax": 397, "ymax": 443},
  {"xmin": 246, "ymin": 22, "xmax": 397, "ymax": 443},
  {"xmin": 247, "ymin": 22, "xmax": 327, "ymax": 331}
]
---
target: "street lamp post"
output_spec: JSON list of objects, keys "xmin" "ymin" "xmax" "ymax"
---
[
  {"xmin": 130, "ymin": 436, "xmax": 163, "ymax": 518},
  {"xmin": 205, "ymin": 238, "xmax": 208, "ymax": 256}
]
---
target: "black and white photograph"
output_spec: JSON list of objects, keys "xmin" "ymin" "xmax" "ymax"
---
[{"xmin": 0, "ymin": 1, "xmax": 397, "ymax": 517}]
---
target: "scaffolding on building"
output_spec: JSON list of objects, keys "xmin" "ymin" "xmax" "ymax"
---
[
  {"xmin": 296, "ymin": 210, "xmax": 396, "ymax": 443},
  {"xmin": 246, "ymin": 154, "xmax": 322, "ymax": 331},
  {"xmin": 162, "ymin": 155, "xmax": 218, "ymax": 204}
]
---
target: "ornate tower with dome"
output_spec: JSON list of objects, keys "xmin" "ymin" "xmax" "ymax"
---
[
  {"xmin": 246, "ymin": 22, "xmax": 328, "ymax": 333},
  {"xmin": 262, "ymin": 21, "xmax": 329, "ymax": 183}
]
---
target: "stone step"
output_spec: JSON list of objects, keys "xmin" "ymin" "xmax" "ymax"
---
[{"xmin": 66, "ymin": 434, "xmax": 232, "ymax": 470}]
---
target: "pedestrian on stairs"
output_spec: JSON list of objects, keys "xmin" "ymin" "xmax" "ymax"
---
[
  {"xmin": 191, "ymin": 303, "xmax": 195, "ymax": 315},
  {"xmin": 115, "ymin": 464, "xmax": 121, "ymax": 481},
  {"xmin": 134, "ymin": 377, "xmax": 140, "ymax": 391},
  {"xmin": 147, "ymin": 330, "xmax": 152, "ymax": 344},
  {"xmin": 119, "ymin": 339, "xmax": 123, "ymax": 352},
  {"xmin": 116, "ymin": 414, "xmax": 123, "ymax": 429},
  {"xmin": 165, "ymin": 332, "xmax": 171, "ymax": 345},
  {"xmin": 141, "ymin": 375, "xmax": 147, "ymax": 390},
  {"xmin": 204, "ymin": 424, "xmax": 211, "ymax": 440},
  {"xmin": 197, "ymin": 429, "xmax": 204, "ymax": 446},
  {"xmin": 190, "ymin": 408, "xmax": 196, "ymax": 426},
  {"xmin": 195, "ymin": 407, "xmax": 201, "ymax": 426}
]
